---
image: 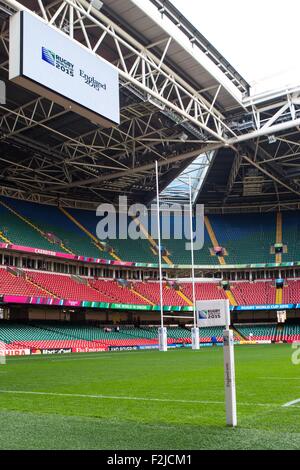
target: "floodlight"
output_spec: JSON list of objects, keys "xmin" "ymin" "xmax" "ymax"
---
[
  {"xmin": 91, "ymin": 0, "xmax": 103, "ymax": 11},
  {"xmin": 178, "ymin": 132, "xmax": 188, "ymax": 142},
  {"xmin": 268, "ymin": 135, "xmax": 276, "ymax": 144}
]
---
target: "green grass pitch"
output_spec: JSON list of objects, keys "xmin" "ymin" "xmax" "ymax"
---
[{"xmin": 1, "ymin": 344, "xmax": 300, "ymax": 450}]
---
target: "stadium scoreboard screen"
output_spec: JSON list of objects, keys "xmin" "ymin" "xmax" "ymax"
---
[{"xmin": 9, "ymin": 11, "xmax": 120, "ymax": 127}]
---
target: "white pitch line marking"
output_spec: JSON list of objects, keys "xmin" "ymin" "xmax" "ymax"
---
[
  {"xmin": 259, "ymin": 377, "xmax": 300, "ymax": 380},
  {"xmin": 282, "ymin": 398, "xmax": 300, "ymax": 407},
  {"xmin": 0, "ymin": 389, "xmax": 285, "ymax": 408},
  {"xmin": 5, "ymin": 352, "xmax": 148, "ymax": 362}
]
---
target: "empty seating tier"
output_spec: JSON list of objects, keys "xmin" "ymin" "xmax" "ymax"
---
[
  {"xmin": 2, "ymin": 196, "xmax": 300, "ymax": 265},
  {"xmin": 26, "ymin": 271, "xmax": 112, "ymax": 302},
  {"xmin": 231, "ymin": 281, "xmax": 276, "ymax": 305},
  {"xmin": 3, "ymin": 198, "xmax": 111, "ymax": 259},
  {"xmin": 234, "ymin": 324, "xmax": 277, "ymax": 341},
  {"xmin": 0, "ymin": 268, "xmax": 48, "ymax": 297}
]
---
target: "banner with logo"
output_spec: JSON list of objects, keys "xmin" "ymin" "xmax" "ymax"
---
[
  {"xmin": 2, "ymin": 294, "xmax": 300, "ymax": 312},
  {"xmin": 72, "ymin": 347, "xmax": 107, "ymax": 353},
  {"xmin": 196, "ymin": 299, "xmax": 230, "ymax": 328},
  {"xmin": 4, "ymin": 348, "xmax": 31, "ymax": 356},
  {"xmin": 1, "ymin": 240, "xmax": 300, "ymax": 271},
  {"xmin": 41, "ymin": 348, "xmax": 72, "ymax": 355}
]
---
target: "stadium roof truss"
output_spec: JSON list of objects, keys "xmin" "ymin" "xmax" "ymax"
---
[{"xmin": 0, "ymin": 0, "xmax": 299, "ymax": 209}]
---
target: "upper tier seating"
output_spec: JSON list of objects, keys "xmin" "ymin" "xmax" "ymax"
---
[
  {"xmin": 157, "ymin": 214, "xmax": 218, "ymax": 265},
  {"xmin": 0, "ymin": 202, "xmax": 62, "ymax": 252},
  {"xmin": 68, "ymin": 209, "xmax": 158, "ymax": 263},
  {"xmin": 0, "ymin": 268, "xmax": 48, "ymax": 297},
  {"xmin": 282, "ymin": 212, "xmax": 300, "ymax": 262},
  {"xmin": 3, "ymin": 195, "xmax": 300, "ymax": 265},
  {"xmin": 208, "ymin": 213, "xmax": 275, "ymax": 264},
  {"xmin": 3, "ymin": 198, "xmax": 112, "ymax": 259}
]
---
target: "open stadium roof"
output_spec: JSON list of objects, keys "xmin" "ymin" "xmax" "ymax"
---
[{"xmin": 0, "ymin": 0, "xmax": 299, "ymax": 211}]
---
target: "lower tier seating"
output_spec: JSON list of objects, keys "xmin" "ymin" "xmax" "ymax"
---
[
  {"xmin": 280, "ymin": 324, "xmax": 300, "ymax": 342},
  {"xmin": 0, "ymin": 322, "xmax": 242, "ymax": 349},
  {"xmin": 234, "ymin": 324, "xmax": 277, "ymax": 341},
  {"xmin": 236, "ymin": 323, "xmax": 300, "ymax": 342}
]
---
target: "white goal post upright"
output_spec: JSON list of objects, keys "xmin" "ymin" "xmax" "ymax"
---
[
  {"xmin": 0, "ymin": 341, "xmax": 6, "ymax": 365},
  {"xmin": 156, "ymin": 160, "xmax": 167, "ymax": 351},
  {"xmin": 196, "ymin": 298, "xmax": 237, "ymax": 427},
  {"xmin": 223, "ymin": 307, "xmax": 237, "ymax": 427},
  {"xmin": 188, "ymin": 176, "xmax": 199, "ymax": 350}
]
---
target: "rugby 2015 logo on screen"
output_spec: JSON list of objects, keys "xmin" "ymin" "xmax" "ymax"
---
[
  {"xmin": 41, "ymin": 47, "xmax": 55, "ymax": 66},
  {"xmin": 41, "ymin": 47, "xmax": 74, "ymax": 77}
]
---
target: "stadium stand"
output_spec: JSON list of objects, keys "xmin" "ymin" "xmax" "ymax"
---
[
  {"xmin": 231, "ymin": 281, "xmax": 276, "ymax": 305},
  {"xmin": 2, "ymin": 196, "xmax": 300, "ymax": 265},
  {"xmin": 282, "ymin": 279, "xmax": 300, "ymax": 303},
  {"xmin": 2, "ymin": 198, "xmax": 112, "ymax": 259},
  {"xmin": 67, "ymin": 208, "xmax": 158, "ymax": 263},
  {"xmin": 90, "ymin": 279, "xmax": 150, "ymax": 305},
  {"xmin": 0, "ymin": 322, "xmax": 245, "ymax": 350},
  {"xmin": 134, "ymin": 281, "xmax": 189, "ymax": 306},
  {"xmin": 0, "ymin": 201, "xmax": 63, "ymax": 252},
  {"xmin": 280, "ymin": 324, "xmax": 300, "ymax": 342},
  {"xmin": 282, "ymin": 212, "xmax": 300, "ymax": 262},
  {"xmin": 26, "ymin": 271, "xmax": 112, "ymax": 302},
  {"xmin": 157, "ymin": 214, "xmax": 219, "ymax": 265},
  {"xmin": 181, "ymin": 282, "xmax": 227, "ymax": 301},
  {"xmin": 1, "ymin": 268, "xmax": 298, "ymax": 306},
  {"xmin": 234, "ymin": 324, "xmax": 277, "ymax": 341},
  {"xmin": 208, "ymin": 213, "xmax": 275, "ymax": 264},
  {"xmin": 0, "ymin": 268, "xmax": 49, "ymax": 297}
]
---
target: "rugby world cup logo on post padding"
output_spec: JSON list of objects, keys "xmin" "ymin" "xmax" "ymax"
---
[
  {"xmin": 42, "ymin": 47, "xmax": 55, "ymax": 66},
  {"xmin": 198, "ymin": 309, "xmax": 208, "ymax": 320}
]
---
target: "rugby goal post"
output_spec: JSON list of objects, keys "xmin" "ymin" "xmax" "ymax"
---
[
  {"xmin": 0, "ymin": 341, "xmax": 6, "ymax": 365},
  {"xmin": 196, "ymin": 298, "xmax": 237, "ymax": 427}
]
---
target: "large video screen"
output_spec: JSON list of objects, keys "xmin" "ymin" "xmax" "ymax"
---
[{"xmin": 9, "ymin": 11, "xmax": 120, "ymax": 127}]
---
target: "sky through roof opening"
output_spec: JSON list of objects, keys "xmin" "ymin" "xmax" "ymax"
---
[{"xmin": 171, "ymin": 0, "xmax": 300, "ymax": 95}]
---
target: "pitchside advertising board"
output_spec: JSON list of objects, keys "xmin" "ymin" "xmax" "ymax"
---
[{"xmin": 9, "ymin": 11, "xmax": 120, "ymax": 127}]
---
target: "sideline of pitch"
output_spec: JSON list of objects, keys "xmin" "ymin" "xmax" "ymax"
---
[{"xmin": 0, "ymin": 389, "xmax": 297, "ymax": 409}]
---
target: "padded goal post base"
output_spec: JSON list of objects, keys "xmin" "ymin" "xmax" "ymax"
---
[
  {"xmin": 191, "ymin": 327, "xmax": 200, "ymax": 350},
  {"xmin": 158, "ymin": 327, "xmax": 167, "ymax": 352}
]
